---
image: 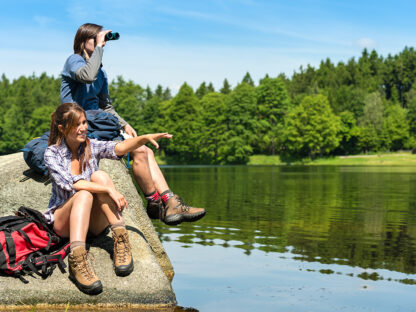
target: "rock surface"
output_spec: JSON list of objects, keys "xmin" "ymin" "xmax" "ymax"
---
[{"xmin": 0, "ymin": 152, "xmax": 176, "ymax": 310}]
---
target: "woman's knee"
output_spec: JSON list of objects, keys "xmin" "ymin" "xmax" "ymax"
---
[
  {"xmin": 74, "ymin": 190, "xmax": 94, "ymax": 203},
  {"xmin": 91, "ymin": 170, "xmax": 113, "ymax": 186}
]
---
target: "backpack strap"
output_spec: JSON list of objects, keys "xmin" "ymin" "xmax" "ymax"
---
[
  {"xmin": 0, "ymin": 216, "xmax": 27, "ymax": 230},
  {"xmin": 0, "ymin": 244, "xmax": 7, "ymax": 269},
  {"xmin": 17, "ymin": 272, "xmax": 29, "ymax": 284},
  {"xmin": 0, "ymin": 216, "xmax": 20, "ymax": 226},
  {"xmin": 22, "ymin": 243, "xmax": 70, "ymax": 278},
  {"xmin": 16, "ymin": 229, "xmax": 35, "ymax": 248},
  {"xmin": 3, "ymin": 228, "xmax": 35, "ymax": 267},
  {"xmin": 4, "ymin": 231, "xmax": 16, "ymax": 266}
]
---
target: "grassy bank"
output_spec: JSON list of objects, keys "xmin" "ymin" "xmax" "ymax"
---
[
  {"xmin": 147, "ymin": 152, "xmax": 416, "ymax": 166},
  {"xmin": 248, "ymin": 152, "xmax": 416, "ymax": 166}
]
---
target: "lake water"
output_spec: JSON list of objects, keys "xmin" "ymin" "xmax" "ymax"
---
[{"xmin": 149, "ymin": 165, "xmax": 416, "ymax": 312}]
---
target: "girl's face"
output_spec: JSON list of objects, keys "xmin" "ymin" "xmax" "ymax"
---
[{"xmin": 66, "ymin": 113, "xmax": 88, "ymax": 146}]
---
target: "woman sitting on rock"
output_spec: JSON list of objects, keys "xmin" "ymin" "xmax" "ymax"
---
[{"xmin": 44, "ymin": 102, "xmax": 172, "ymax": 295}]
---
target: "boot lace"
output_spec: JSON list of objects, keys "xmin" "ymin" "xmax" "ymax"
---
[
  {"xmin": 114, "ymin": 232, "xmax": 131, "ymax": 263},
  {"xmin": 75, "ymin": 251, "xmax": 96, "ymax": 281},
  {"xmin": 175, "ymin": 195, "xmax": 190, "ymax": 212}
]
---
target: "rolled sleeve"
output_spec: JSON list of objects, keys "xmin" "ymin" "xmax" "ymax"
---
[
  {"xmin": 75, "ymin": 47, "xmax": 103, "ymax": 83},
  {"xmin": 44, "ymin": 147, "xmax": 75, "ymax": 192},
  {"xmin": 72, "ymin": 174, "xmax": 86, "ymax": 184},
  {"xmin": 90, "ymin": 139, "xmax": 122, "ymax": 161}
]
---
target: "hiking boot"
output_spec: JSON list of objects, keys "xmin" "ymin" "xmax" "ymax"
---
[
  {"xmin": 68, "ymin": 246, "xmax": 102, "ymax": 295},
  {"xmin": 162, "ymin": 194, "xmax": 206, "ymax": 226},
  {"xmin": 146, "ymin": 197, "xmax": 163, "ymax": 219},
  {"xmin": 112, "ymin": 227, "xmax": 134, "ymax": 276}
]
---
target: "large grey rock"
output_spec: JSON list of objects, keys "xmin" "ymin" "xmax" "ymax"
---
[{"xmin": 0, "ymin": 153, "xmax": 176, "ymax": 310}]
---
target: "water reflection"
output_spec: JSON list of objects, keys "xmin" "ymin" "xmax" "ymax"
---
[{"xmin": 151, "ymin": 166, "xmax": 416, "ymax": 281}]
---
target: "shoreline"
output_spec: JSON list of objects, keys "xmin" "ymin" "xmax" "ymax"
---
[
  {"xmin": 150, "ymin": 151, "xmax": 416, "ymax": 166},
  {"xmin": 248, "ymin": 152, "xmax": 416, "ymax": 166}
]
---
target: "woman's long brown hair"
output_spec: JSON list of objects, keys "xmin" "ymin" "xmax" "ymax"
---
[
  {"xmin": 49, "ymin": 102, "xmax": 91, "ymax": 172},
  {"xmin": 73, "ymin": 23, "xmax": 103, "ymax": 55}
]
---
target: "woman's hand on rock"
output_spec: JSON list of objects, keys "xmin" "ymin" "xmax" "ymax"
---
[{"xmin": 108, "ymin": 187, "xmax": 128, "ymax": 211}]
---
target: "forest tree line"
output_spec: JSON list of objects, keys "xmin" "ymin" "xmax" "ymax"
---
[{"xmin": 1, "ymin": 47, "xmax": 416, "ymax": 164}]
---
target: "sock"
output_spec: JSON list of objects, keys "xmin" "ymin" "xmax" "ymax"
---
[
  {"xmin": 145, "ymin": 190, "xmax": 160, "ymax": 202},
  {"xmin": 161, "ymin": 189, "xmax": 174, "ymax": 204},
  {"xmin": 111, "ymin": 220, "xmax": 126, "ymax": 231},
  {"xmin": 70, "ymin": 241, "xmax": 86, "ymax": 252}
]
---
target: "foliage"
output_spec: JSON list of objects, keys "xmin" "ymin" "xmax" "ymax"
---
[
  {"xmin": 222, "ymin": 82, "xmax": 257, "ymax": 163},
  {"xmin": 255, "ymin": 77, "xmax": 291, "ymax": 154},
  {"xmin": 220, "ymin": 79, "xmax": 232, "ymax": 94},
  {"xmin": 109, "ymin": 76, "xmax": 145, "ymax": 132},
  {"xmin": 198, "ymin": 92, "xmax": 228, "ymax": 164},
  {"xmin": 160, "ymin": 83, "xmax": 202, "ymax": 162},
  {"xmin": 0, "ymin": 73, "xmax": 60, "ymax": 154},
  {"xmin": 2, "ymin": 46, "xmax": 416, "ymax": 163},
  {"xmin": 382, "ymin": 105, "xmax": 409, "ymax": 150},
  {"xmin": 357, "ymin": 92, "xmax": 384, "ymax": 151},
  {"xmin": 281, "ymin": 94, "xmax": 341, "ymax": 158},
  {"xmin": 335, "ymin": 111, "xmax": 361, "ymax": 155}
]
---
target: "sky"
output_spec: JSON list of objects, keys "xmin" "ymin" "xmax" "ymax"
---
[{"xmin": 1, "ymin": 0, "xmax": 416, "ymax": 92}]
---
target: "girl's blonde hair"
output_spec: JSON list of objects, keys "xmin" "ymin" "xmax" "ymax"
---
[{"xmin": 49, "ymin": 102, "xmax": 91, "ymax": 171}]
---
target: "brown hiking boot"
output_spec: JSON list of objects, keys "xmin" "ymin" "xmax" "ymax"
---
[
  {"xmin": 68, "ymin": 246, "xmax": 102, "ymax": 295},
  {"xmin": 146, "ymin": 197, "xmax": 162, "ymax": 219},
  {"xmin": 162, "ymin": 194, "xmax": 206, "ymax": 226},
  {"xmin": 112, "ymin": 227, "xmax": 134, "ymax": 276}
]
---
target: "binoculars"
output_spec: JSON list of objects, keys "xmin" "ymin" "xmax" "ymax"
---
[{"xmin": 105, "ymin": 32, "xmax": 120, "ymax": 41}]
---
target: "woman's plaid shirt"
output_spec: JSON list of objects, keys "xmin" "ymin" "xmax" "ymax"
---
[{"xmin": 43, "ymin": 138, "xmax": 121, "ymax": 223}]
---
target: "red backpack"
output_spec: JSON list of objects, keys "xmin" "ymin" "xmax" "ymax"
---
[{"xmin": 0, "ymin": 206, "xmax": 70, "ymax": 283}]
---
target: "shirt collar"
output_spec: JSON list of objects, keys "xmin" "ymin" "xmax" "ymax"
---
[{"xmin": 57, "ymin": 139, "xmax": 85, "ymax": 158}]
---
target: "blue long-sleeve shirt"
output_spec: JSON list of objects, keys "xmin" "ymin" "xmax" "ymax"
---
[{"xmin": 60, "ymin": 47, "xmax": 128, "ymax": 127}]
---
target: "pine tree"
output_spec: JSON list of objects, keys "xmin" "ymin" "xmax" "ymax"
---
[
  {"xmin": 153, "ymin": 85, "xmax": 163, "ymax": 99},
  {"xmin": 195, "ymin": 82, "xmax": 207, "ymax": 99},
  {"xmin": 220, "ymin": 79, "xmax": 231, "ymax": 94},
  {"xmin": 145, "ymin": 86, "xmax": 153, "ymax": 100},
  {"xmin": 207, "ymin": 82, "xmax": 215, "ymax": 93},
  {"xmin": 163, "ymin": 88, "xmax": 172, "ymax": 101},
  {"xmin": 242, "ymin": 72, "xmax": 255, "ymax": 86}
]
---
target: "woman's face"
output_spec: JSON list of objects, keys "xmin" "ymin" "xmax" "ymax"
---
[
  {"xmin": 84, "ymin": 37, "xmax": 95, "ymax": 56},
  {"xmin": 66, "ymin": 113, "xmax": 88, "ymax": 146}
]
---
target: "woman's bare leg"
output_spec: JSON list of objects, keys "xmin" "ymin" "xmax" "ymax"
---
[
  {"xmin": 89, "ymin": 170, "xmax": 133, "ymax": 276},
  {"xmin": 53, "ymin": 190, "xmax": 94, "ymax": 243},
  {"xmin": 88, "ymin": 170, "xmax": 124, "ymax": 236}
]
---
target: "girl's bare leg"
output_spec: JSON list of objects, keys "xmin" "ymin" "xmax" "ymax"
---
[
  {"xmin": 88, "ymin": 170, "xmax": 124, "ymax": 236},
  {"xmin": 89, "ymin": 170, "xmax": 133, "ymax": 277},
  {"xmin": 53, "ymin": 190, "xmax": 94, "ymax": 243}
]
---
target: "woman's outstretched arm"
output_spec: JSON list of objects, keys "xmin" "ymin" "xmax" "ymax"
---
[{"xmin": 114, "ymin": 133, "xmax": 172, "ymax": 156}]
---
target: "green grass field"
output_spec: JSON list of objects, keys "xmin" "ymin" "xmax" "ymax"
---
[{"xmin": 248, "ymin": 152, "xmax": 416, "ymax": 166}]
